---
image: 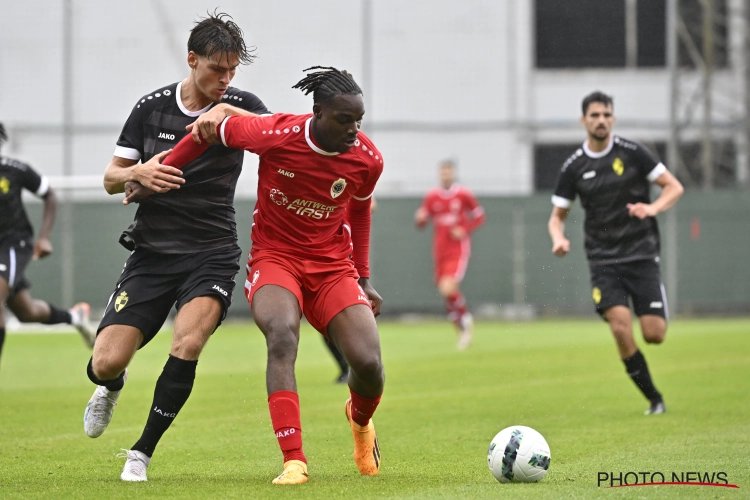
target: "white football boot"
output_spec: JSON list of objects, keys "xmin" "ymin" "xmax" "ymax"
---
[
  {"xmin": 457, "ymin": 313, "xmax": 474, "ymax": 350},
  {"xmin": 118, "ymin": 449, "xmax": 150, "ymax": 482},
  {"xmin": 70, "ymin": 302, "xmax": 96, "ymax": 348},
  {"xmin": 83, "ymin": 369, "xmax": 128, "ymax": 437}
]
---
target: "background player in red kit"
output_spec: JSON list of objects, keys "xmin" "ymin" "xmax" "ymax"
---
[
  {"xmin": 415, "ymin": 160, "xmax": 485, "ymax": 350},
  {"xmin": 130, "ymin": 67, "xmax": 385, "ymax": 485}
]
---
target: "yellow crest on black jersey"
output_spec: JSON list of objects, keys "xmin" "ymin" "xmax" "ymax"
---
[
  {"xmin": 592, "ymin": 287, "xmax": 602, "ymax": 304},
  {"xmin": 114, "ymin": 291, "xmax": 129, "ymax": 312},
  {"xmin": 612, "ymin": 158, "xmax": 624, "ymax": 176},
  {"xmin": 0, "ymin": 177, "xmax": 9, "ymax": 194},
  {"xmin": 331, "ymin": 178, "xmax": 347, "ymax": 199}
]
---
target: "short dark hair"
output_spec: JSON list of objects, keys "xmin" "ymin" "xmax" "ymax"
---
[
  {"xmin": 439, "ymin": 159, "xmax": 457, "ymax": 169},
  {"xmin": 292, "ymin": 66, "xmax": 363, "ymax": 104},
  {"xmin": 0, "ymin": 123, "xmax": 7, "ymax": 149},
  {"xmin": 582, "ymin": 91, "xmax": 614, "ymax": 115},
  {"xmin": 187, "ymin": 11, "xmax": 255, "ymax": 65}
]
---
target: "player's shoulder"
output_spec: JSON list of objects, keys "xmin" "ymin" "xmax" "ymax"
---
[
  {"xmin": 349, "ymin": 132, "xmax": 384, "ymax": 170},
  {"xmin": 0, "ymin": 155, "xmax": 32, "ymax": 173},
  {"xmin": 221, "ymin": 86, "xmax": 269, "ymax": 114},
  {"xmin": 129, "ymin": 82, "xmax": 178, "ymax": 114},
  {"xmin": 560, "ymin": 147, "xmax": 586, "ymax": 172},
  {"xmin": 612, "ymin": 135, "xmax": 645, "ymax": 153}
]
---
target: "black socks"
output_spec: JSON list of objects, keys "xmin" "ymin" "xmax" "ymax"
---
[
  {"xmin": 0, "ymin": 327, "xmax": 5, "ymax": 365},
  {"xmin": 132, "ymin": 355, "xmax": 197, "ymax": 458},
  {"xmin": 623, "ymin": 349, "xmax": 662, "ymax": 402},
  {"xmin": 87, "ymin": 357, "xmax": 126, "ymax": 392},
  {"xmin": 43, "ymin": 304, "xmax": 72, "ymax": 325}
]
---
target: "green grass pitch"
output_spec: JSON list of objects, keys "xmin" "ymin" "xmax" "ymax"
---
[{"xmin": 0, "ymin": 318, "xmax": 748, "ymax": 499}]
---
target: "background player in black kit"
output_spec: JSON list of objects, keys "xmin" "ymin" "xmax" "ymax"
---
[
  {"xmin": 547, "ymin": 91, "xmax": 684, "ymax": 415},
  {"xmin": 81, "ymin": 13, "xmax": 270, "ymax": 481},
  {"xmin": 0, "ymin": 123, "xmax": 94, "ymax": 367}
]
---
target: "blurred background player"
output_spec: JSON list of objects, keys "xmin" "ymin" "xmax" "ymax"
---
[
  {"xmin": 141, "ymin": 66, "xmax": 385, "ymax": 485},
  {"xmin": 415, "ymin": 160, "xmax": 485, "ymax": 350},
  {"xmin": 0, "ymin": 122, "xmax": 94, "ymax": 367},
  {"xmin": 80, "ymin": 13, "xmax": 269, "ymax": 482},
  {"xmin": 547, "ymin": 91, "xmax": 684, "ymax": 415}
]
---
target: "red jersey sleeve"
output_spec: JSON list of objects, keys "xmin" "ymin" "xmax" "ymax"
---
[
  {"xmin": 220, "ymin": 113, "xmax": 303, "ymax": 155},
  {"xmin": 461, "ymin": 188, "xmax": 486, "ymax": 233},
  {"xmin": 416, "ymin": 191, "xmax": 434, "ymax": 228},
  {"xmin": 348, "ymin": 141, "xmax": 383, "ymax": 278}
]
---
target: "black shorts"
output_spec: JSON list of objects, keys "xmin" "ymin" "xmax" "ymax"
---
[
  {"xmin": 589, "ymin": 258, "xmax": 668, "ymax": 321},
  {"xmin": 0, "ymin": 238, "xmax": 33, "ymax": 300},
  {"xmin": 97, "ymin": 245, "xmax": 242, "ymax": 348}
]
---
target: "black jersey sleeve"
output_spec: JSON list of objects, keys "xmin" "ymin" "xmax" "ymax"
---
[
  {"xmin": 552, "ymin": 153, "xmax": 580, "ymax": 208},
  {"xmin": 19, "ymin": 161, "xmax": 48, "ymax": 197},
  {"xmin": 115, "ymin": 99, "xmax": 148, "ymax": 161},
  {"xmin": 228, "ymin": 89, "xmax": 271, "ymax": 115},
  {"xmin": 631, "ymin": 142, "xmax": 666, "ymax": 181}
]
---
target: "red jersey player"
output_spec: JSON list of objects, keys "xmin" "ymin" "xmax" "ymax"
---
[
  {"xmin": 127, "ymin": 67, "xmax": 385, "ymax": 485},
  {"xmin": 415, "ymin": 160, "xmax": 485, "ymax": 349}
]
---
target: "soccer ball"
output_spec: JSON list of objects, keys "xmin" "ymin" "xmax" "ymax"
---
[{"xmin": 487, "ymin": 425, "xmax": 551, "ymax": 483}]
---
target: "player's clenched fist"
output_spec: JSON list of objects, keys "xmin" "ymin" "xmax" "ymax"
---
[{"xmin": 552, "ymin": 238, "xmax": 570, "ymax": 257}]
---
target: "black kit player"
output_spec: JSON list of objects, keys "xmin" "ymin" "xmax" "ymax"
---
[
  {"xmin": 80, "ymin": 13, "xmax": 270, "ymax": 481},
  {"xmin": 548, "ymin": 91, "xmax": 684, "ymax": 415},
  {"xmin": 0, "ymin": 123, "xmax": 94, "ymax": 366}
]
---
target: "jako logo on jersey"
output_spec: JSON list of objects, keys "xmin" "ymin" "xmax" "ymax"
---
[
  {"xmin": 592, "ymin": 287, "xmax": 602, "ymax": 304},
  {"xmin": 153, "ymin": 406, "xmax": 177, "ymax": 418},
  {"xmin": 0, "ymin": 177, "xmax": 10, "ymax": 194},
  {"xmin": 277, "ymin": 169, "xmax": 295, "ymax": 178},
  {"xmin": 358, "ymin": 295, "xmax": 369, "ymax": 302},
  {"xmin": 270, "ymin": 188, "xmax": 289, "ymax": 206},
  {"xmin": 583, "ymin": 171, "xmax": 596, "ymax": 180},
  {"xmin": 612, "ymin": 158, "xmax": 625, "ymax": 176},
  {"xmin": 114, "ymin": 291, "xmax": 129, "ymax": 312},
  {"xmin": 212, "ymin": 285, "xmax": 228, "ymax": 296},
  {"xmin": 251, "ymin": 270, "xmax": 260, "ymax": 286},
  {"xmin": 158, "ymin": 132, "xmax": 176, "ymax": 140},
  {"xmin": 650, "ymin": 301, "xmax": 663, "ymax": 308},
  {"xmin": 331, "ymin": 178, "xmax": 347, "ymax": 198},
  {"xmin": 287, "ymin": 198, "xmax": 337, "ymax": 220},
  {"xmin": 0, "ymin": 264, "xmax": 6, "ymax": 272}
]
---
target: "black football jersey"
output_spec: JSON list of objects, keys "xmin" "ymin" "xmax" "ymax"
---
[
  {"xmin": 115, "ymin": 81, "xmax": 269, "ymax": 254},
  {"xmin": 552, "ymin": 136, "xmax": 667, "ymax": 264},
  {"xmin": 0, "ymin": 156, "xmax": 49, "ymax": 244}
]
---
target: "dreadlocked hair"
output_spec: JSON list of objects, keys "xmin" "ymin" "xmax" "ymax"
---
[
  {"xmin": 0, "ymin": 123, "xmax": 7, "ymax": 148},
  {"xmin": 292, "ymin": 66, "xmax": 362, "ymax": 104}
]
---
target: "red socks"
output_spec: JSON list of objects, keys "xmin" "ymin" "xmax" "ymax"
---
[
  {"xmin": 349, "ymin": 388, "xmax": 381, "ymax": 427},
  {"xmin": 445, "ymin": 292, "xmax": 468, "ymax": 327},
  {"xmin": 268, "ymin": 390, "xmax": 306, "ymax": 464}
]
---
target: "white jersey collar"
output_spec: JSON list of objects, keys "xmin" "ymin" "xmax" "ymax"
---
[
  {"xmin": 582, "ymin": 136, "xmax": 614, "ymax": 159},
  {"xmin": 305, "ymin": 117, "xmax": 339, "ymax": 156}
]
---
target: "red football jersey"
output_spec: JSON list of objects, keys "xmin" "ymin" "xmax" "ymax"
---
[
  {"xmin": 220, "ymin": 113, "xmax": 383, "ymax": 263},
  {"xmin": 418, "ymin": 184, "xmax": 485, "ymax": 260}
]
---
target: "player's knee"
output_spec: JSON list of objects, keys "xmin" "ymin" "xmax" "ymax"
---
[
  {"xmin": 643, "ymin": 326, "xmax": 666, "ymax": 344},
  {"xmin": 91, "ymin": 355, "xmax": 127, "ymax": 381},
  {"xmin": 264, "ymin": 323, "xmax": 299, "ymax": 363},
  {"xmin": 171, "ymin": 334, "xmax": 206, "ymax": 360},
  {"xmin": 349, "ymin": 353, "xmax": 384, "ymax": 384}
]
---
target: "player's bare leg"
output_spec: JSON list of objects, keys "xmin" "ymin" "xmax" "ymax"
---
[
  {"xmin": 604, "ymin": 306, "xmax": 665, "ymax": 415},
  {"xmin": 640, "ymin": 315, "xmax": 666, "ymax": 345},
  {"xmin": 328, "ymin": 304, "xmax": 384, "ymax": 476},
  {"xmin": 121, "ymin": 296, "xmax": 219, "ymax": 482},
  {"xmin": 84, "ymin": 325, "xmax": 142, "ymax": 437},
  {"xmin": 252, "ymin": 285, "xmax": 308, "ymax": 485},
  {"xmin": 7, "ymin": 289, "xmax": 95, "ymax": 347},
  {"xmin": 438, "ymin": 276, "xmax": 473, "ymax": 350}
]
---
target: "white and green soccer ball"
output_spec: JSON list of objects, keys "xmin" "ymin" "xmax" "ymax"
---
[{"xmin": 487, "ymin": 425, "xmax": 551, "ymax": 483}]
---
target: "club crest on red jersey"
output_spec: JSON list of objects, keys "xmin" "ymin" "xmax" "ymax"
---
[{"xmin": 331, "ymin": 178, "xmax": 347, "ymax": 199}]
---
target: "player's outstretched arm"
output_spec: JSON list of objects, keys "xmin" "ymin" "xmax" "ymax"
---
[
  {"xmin": 186, "ymin": 103, "xmax": 259, "ymax": 144},
  {"xmin": 548, "ymin": 207, "xmax": 571, "ymax": 257},
  {"xmin": 349, "ymin": 197, "xmax": 382, "ymax": 316},
  {"xmin": 627, "ymin": 170, "xmax": 684, "ymax": 219}
]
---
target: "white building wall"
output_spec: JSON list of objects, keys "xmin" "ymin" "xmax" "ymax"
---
[{"xmin": 0, "ymin": 1, "xmax": 742, "ymax": 198}]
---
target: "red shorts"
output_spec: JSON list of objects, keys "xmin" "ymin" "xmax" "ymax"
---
[
  {"xmin": 434, "ymin": 238, "xmax": 471, "ymax": 282},
  {"xmin": 244, "ymin": 250, "xmax": 372, "ymax": 335}
]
